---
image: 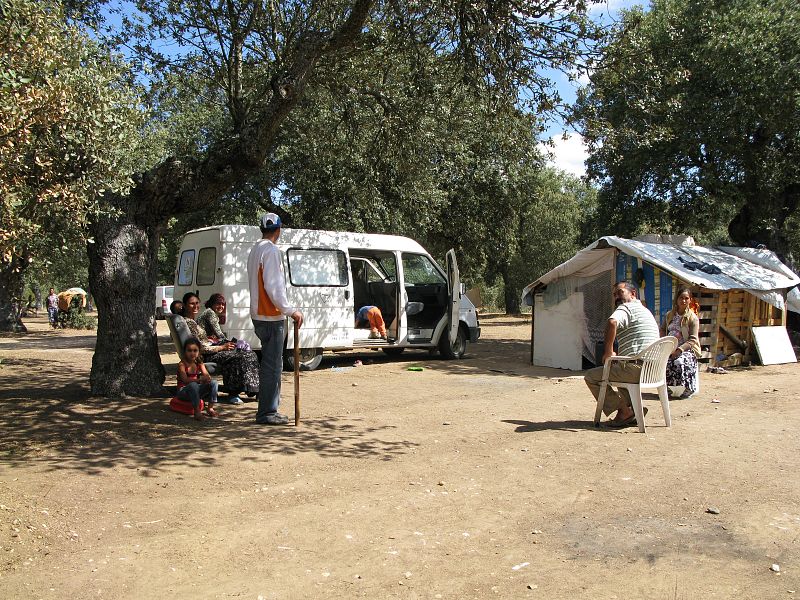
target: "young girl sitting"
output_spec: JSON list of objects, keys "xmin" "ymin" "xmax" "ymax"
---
[{"xmin": 178, "ymin": 338, "xmax": 219, "ymax": 420}]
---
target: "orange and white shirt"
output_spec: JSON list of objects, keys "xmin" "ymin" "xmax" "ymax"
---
[{"xmin": 247, "ymin": 239, "xmax": 296, "ymax": 321}]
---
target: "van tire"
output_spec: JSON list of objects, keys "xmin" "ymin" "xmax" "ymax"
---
[
  {"xmin": 283, "ymin": 348, "xmax": 323, "ymax": 371},
  {"xmin": 438, "ymin": 325, "xmax": 467, "ymax": 359}
]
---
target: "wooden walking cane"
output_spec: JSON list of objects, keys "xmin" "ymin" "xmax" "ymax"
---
[{"xmin": 293, "ymin": 319, "xmax": 300, "ymax": 426}]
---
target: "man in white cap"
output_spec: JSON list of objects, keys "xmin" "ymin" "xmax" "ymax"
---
[{"xmin": 247, "ymin": 213, "xmax": 303, "ymax": 425}]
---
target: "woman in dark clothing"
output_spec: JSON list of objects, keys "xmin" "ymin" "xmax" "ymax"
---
[{"xmin": 182, "ymin": 293, "xmax": 259, "ymax": 404}]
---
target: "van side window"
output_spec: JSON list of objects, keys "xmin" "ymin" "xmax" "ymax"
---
[
  {"xmin": 177, "ymin": 250, "xmax": 195, "ymax": 286},
  {"xmin": 196, "ymin": 247, "xmax": 216, "ymax": 285},
  {"xmin": 288, "ymin": 249, "xmax": 348, "ymax": 286},
  {"xmin": 375, "ymin": 257, "xmax": 397, "ymax": 281},
  {"xmin": 402, "ymin": 254, "xmax": 445, "ymax": 285}
]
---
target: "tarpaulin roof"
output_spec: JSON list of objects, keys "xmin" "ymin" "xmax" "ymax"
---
[{"xmin": 522, "ymin": 236, "xmax": 800, "ymax": 310}]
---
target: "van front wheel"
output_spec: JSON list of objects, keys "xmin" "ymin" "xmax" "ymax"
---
[
  {"xmin": 438, "ymin": 325, "xmax": 467, "ymax": 359},
  {"xmin": 283, "ymin": 348, "xmax": 323, "ymax": 371}
]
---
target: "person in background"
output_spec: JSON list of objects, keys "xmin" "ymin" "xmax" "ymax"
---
[
  {"xmin": 169, "ymin": 300, "xmax": 184, "ymax": 317},
  {"xmin": 584, "ymin": 281, "xmax": 660, "ymax": 428},
  {"xmin": 46, "ymin": 288, "xmax": 59, "ymax": 328},
  {"xmin": 247, "ymin": 213, "xmax": 303, "ymax": 426},
  {"xmin": 355, "ymin": 305, "xmax": 387, "ymax": 339},
  {"xmin": 662, "ymin": 286, "xmax": 701, "ymax": 399}
]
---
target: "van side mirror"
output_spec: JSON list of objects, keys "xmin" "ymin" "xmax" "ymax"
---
[
  {"xmin": 459, "ymin": 283, "xmax": 466, "ymax": 296},
  {"xmin": 406, "ymin": 301, "xmax": 424, "ymax": 316}
]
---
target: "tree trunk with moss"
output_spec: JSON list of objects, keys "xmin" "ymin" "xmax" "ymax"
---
[{"xmin": 0, "ymin": 257, "xmax": 28, "ymax": 333}]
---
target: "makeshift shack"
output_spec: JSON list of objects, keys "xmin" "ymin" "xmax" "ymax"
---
[{"xmin": 521, "ymin": 236, "xmax": 800, "ymax": 370}]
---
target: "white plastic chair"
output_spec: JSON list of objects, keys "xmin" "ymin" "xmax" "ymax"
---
[{"xmin": 594, "ymin": 336, "xmax": 678, "ymax": 433}]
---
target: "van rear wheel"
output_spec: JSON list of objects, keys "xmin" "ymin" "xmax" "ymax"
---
[
  {"xmin": 283, "ymin": 347, "xmax": 323, "ymax": 371},
  {"xmin": 438, "ymin": 325, "xmax": 467, "ymax": 359}
]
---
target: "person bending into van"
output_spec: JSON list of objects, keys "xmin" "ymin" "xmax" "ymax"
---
[
  {"xmin": 247, "ymin": 213, "xmax": 304, "ymax": 426},
  {"xmin": 355, "ymin": 305, "xmax": 387, "ymax": 339}
]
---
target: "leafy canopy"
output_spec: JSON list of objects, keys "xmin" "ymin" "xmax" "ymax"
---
[
  {"xmin": 0, "ymin": 0, "xmax": 144, "ymax": 274},
  {"xmin": 573, "ymin": 0, "xmax": 800, "ymax": 259}
]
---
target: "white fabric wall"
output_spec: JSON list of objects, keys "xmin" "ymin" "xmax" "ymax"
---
[{"xmin": 533, "ymin": 292, "xmax": 585, "ymax": 370}]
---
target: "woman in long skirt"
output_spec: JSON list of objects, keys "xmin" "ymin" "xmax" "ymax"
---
[{"xmin": 662, "ymin": 287, "xmax": 701, "ymax": 399}]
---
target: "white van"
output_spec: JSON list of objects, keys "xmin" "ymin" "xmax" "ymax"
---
[
  {"xmin": 155, "ymin": 285, "xmax": 174, "ymax": 319},
  {"xmin": 173, "ymin": 225, "xmax": 480, "ymax": 369}
]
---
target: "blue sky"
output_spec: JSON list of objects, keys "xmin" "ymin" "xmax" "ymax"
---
[{"xmin": 540, "ymin": 0, "xmax": 643, "ymax": 178}]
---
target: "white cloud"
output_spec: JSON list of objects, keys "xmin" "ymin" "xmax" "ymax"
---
[{"xmin": 540, "ymin": 132, "xmax": 588, "ymax": 178}]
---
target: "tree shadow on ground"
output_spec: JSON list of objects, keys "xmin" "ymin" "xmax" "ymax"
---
[
  {"xmin": 0, "ymin": 330, "xmax": 98, "ymax": 351},
  {"xmin": 0, "ymin": 359, "xmax": 415, "ymax": 476},
  {"xmin": 315, "ymin": 337, "xmax": 574, "ymax": 381}
]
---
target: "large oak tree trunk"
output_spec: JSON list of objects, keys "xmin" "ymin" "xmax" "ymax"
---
[
  {"xmin": 501, "ymin": 266, "xmax": 520, "ymax": 314},
  {"xmin": 0, "ymin": 256, "xmax": 29, "ymax": 332},
  {"xmin": 88, "ymin": 215, "xmax": 165, "ymax": 396}
]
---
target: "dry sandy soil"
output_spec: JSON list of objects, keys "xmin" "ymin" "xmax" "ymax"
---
[{"xmin": 1, "ymin": 314, "xmax": 799, "ymax": 600}]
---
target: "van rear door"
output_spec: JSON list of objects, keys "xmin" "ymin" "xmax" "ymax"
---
[{"xmin": 174, "ymin": 228, "xmax": 221, "ymax": 302}]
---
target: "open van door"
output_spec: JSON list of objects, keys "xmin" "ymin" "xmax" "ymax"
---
[
  {"xmin": 446, "ymin": 249, "xmax": 460, "ymax": 343},
  {"xmin": 439, "ymin": 249, "xmax": 466, "ymax": 359}
]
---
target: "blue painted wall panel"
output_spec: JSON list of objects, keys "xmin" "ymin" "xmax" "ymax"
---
[{"xmin": 659, "ymin": 271, "xmax": 673, "ymax": 328}]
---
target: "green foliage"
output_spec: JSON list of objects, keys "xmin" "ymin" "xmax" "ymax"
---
[
  {"xmin": 146, "ymin": 3, "xmax": 602, "ymax": 309},
  {"xmin": 0, "ymin": 0, "xmax": 144, "ymax": 319},
  {"xmin": 57, "ymin": 305, "xmax": 97, "ymax": 330},
  {"xmin": 574, "ymin": 0, "xmax": 800, "ymax": 263}
]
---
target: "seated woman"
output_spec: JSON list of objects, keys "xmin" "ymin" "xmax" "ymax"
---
[
  {"xmin": 196, "ymin": 293, "xmax": 228, "ymax": 343},
  {"xmin": 182, "ymin": 292, "xmax": 259, "ymax": 404},
  {"xmin": 662, "ymin": 287, "xmax": 701, "ymax": 399}
]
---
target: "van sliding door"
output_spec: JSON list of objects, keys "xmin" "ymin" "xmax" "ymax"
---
[{"xmin": 285, "ymin": 247, "xmax": 352, "ymax": 350}]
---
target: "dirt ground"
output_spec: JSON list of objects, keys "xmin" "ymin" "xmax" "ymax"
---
[{"xmin": 1, "ymin": 314, "xmax": 799, "ymax": 599}]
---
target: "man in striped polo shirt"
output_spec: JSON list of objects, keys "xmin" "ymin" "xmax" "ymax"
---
[{"xmin": 585, "ymin": 281, "xmax": 660, "ymax": 428}]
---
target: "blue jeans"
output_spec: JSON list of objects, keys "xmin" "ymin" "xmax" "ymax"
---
[
  {"xmin": 47, "ymin": 306, "xmax": 58, "ymax": 325},
  {"xmin": 254, "ymin": 320, "xmax": 285, "ymax": 420},
  {"xmin": 177, "ymin": 380, "xmax": 218, "ymax": 409}
]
